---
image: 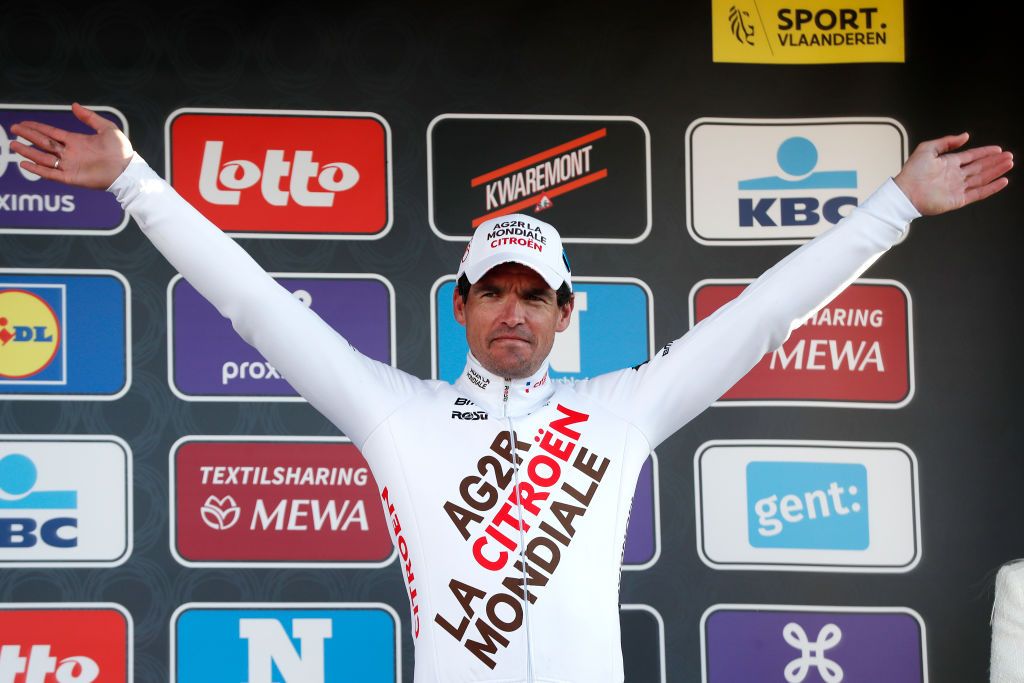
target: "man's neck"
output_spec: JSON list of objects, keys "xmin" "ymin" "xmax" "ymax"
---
[{"xmin": 453, "ymin": 354, "xmax": 555, "ymax": 418}]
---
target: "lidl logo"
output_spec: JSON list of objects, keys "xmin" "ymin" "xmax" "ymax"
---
[
  {"xmin": 1, "ymin": 105, "xmax": 129, "ymax": 235},
  {"xmin": 0, "ymin": 436, "xmax": 131, "ymax": 567},
  {"xmin": 0, "ymin": 271, "xmax": 130, "ymax": 399},
  {"xmin": 0, "ymin": 604, "xmax": 133, "ymax": 683},
  {"xmin": 695, "ymin": 441, "xmax": 920, "ymax": 572},
  {"xmin": 701, "ymin": 604, "xmax": 927, "ymax": 682},
  {"xmin": 165, "ymin": 108, "xmax": 392, "ymax": 238},
  {"xmin": 685, "ymin": 118, "xmax": 906, "ymax": 245},
  {"xmin": 171, "ymin": 604, "xmax": 399, "ymax": 683},
  {"xmin": 0, "ymin": 288, "xmax": 62, "ymax": 381}
]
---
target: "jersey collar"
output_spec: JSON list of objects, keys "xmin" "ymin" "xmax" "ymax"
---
[{"xmin": 453, "ymin": 354, "xmax": 555, "ymax": 418}]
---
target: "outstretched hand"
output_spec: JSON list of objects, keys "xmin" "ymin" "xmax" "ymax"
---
[
  {"xmin": 10, "ymin": 103, "xmax": 134, "ymax": 190},
  {"xmin": 894, "ymin": 133, "xmax": 1013, "ymax": 216}
]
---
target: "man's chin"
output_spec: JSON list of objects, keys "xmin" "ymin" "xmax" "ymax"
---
[{"xmin": 479, "ymin": 354, "xmax": 538, "ymax": 380}]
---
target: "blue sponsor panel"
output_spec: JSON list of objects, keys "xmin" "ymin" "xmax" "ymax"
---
[
  {"xmin": 0, "ymin": 271, "xmax": 129, "ymax": 398},
  {"xmin": 0, "ymin": 106, "xmax": 128, "ymax": 234},
  {"xmin": 746, "ymin": 461, "xmax": 869, "ymax": 550},
  {"xmin": 173, "ymin": 605, "xmax": 398, "ymax": 683},
  {"xmin": 434, "ymin": 278, "xmax": 651, "ymax": 382}
]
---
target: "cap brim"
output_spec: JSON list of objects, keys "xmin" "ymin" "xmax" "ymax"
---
[{"xmin": 464, "ymin": 253, "xmax": 566, "ymax": 291}]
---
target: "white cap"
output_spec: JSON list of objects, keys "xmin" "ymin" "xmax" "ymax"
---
[{"xmin": 457, "ymin": 213, "xmax": 572, "ymax": 292}]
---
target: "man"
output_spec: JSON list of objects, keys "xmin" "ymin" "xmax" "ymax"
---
[{"xmin": 10, "ymin": 105, "xmax": 1013, "ymax": 682}]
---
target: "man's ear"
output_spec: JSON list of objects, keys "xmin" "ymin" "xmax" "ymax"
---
[
  {"xmin": 555, "ymin": 294, "xmax": 575, "ymax": 332},
  {"xmin": 453, "ymin": 287, "xmax": 467, "ymax": 326}
]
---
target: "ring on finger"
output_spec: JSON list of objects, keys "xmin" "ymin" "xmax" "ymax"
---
[{"xmin": 54, "ymin": 158, "xmax": 60, "ymax": 170}]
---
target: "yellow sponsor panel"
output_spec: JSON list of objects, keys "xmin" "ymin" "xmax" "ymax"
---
[{"xmin": 712, "ymin": 0, "xmax": 905, "ymax": 63}]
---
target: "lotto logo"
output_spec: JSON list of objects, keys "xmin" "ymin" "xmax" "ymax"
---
[
  {"xmin": 685, "ymin": 118, "xmax": 906, "ymax": 245},
  {"xmin": 171, "ymin": 604, "xmax": 399, "ymax": 683},
  {"xmin": 0, "ymin": 605, "xmax": 132, "ymax": 683},
  {"xmin": 166, "ymin": 109, "xmax": 392, "ymax": 238}
]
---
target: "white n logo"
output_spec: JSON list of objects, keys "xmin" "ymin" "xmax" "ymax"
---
[{"xmin": 239, "ymin": 618, "xmax": 332, "ymax": 683}]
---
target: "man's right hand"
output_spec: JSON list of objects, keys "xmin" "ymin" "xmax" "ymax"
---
[{"xmin": 10, "ymin": 103, "xmax": 134, "ymax": 190}]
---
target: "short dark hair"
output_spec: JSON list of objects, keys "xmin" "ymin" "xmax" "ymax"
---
[{"xmin": 456, "ymin": 274, "xmax": 572, "ymax": 308}]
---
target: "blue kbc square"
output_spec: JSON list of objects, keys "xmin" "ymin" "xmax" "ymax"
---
[
  {"xmin": 434, "ymin": 279, "xmax": 651, "ymax": 381},
  {"xmin": 746, "ymin": 461, "xmax": 869, "ymax": 550}
]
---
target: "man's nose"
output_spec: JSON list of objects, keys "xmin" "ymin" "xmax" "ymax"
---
[{"xmin": 497, "ymin": 296, "xmax": 526, "ymax": 324}]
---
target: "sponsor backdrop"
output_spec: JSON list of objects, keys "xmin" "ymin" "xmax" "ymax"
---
[{"xmin": 0, "ymin": 2, "xmax": 1019, "ymax": 681}]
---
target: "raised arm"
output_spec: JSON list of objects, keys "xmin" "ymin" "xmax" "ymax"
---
[
  {"xmin": 11, "ymin": 104, "xmax": 426, "ymax": 449},
  {"xmin": 576, "ymin": 134, "xmax": 1013, "ymax": 450}
]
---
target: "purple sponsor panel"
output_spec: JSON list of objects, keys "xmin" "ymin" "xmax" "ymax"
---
[
  {"xmin": 170, "ymin": 275, "xmax": 393, "ymax": 399},
  {"xmin": 623, "ymin": 454, "xmax": 658, "ymax": 567},
  {"xmin": 0, "ymin": 106, "xmax": 128, "ymax": 233},
  {"xmin": 703, "ymin": 606, "xmax": 926, "ymax": 682}
]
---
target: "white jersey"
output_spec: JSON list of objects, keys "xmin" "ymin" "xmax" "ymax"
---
[{"xmin": 110, "ymin": 155, "xmax": 918, "ymax": 682}]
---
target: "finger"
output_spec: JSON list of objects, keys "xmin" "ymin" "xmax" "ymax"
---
[
  {"xmin": 9, "ymin": 140, "xmax": 59, "ymax": 168},
  {"xmin": 951, "ymin": 145, "xmax": 1005, "ymax": 167},
  {"xmin": 964, "ymin": 155, "xmax": 1014, "ymax": 188},
  {"xmin": 10, "ymin": 119, "xmax": 70, "ymax": 146},
  {"xmin": 18, "ymin": 160, "xmax": 63, "ymax": 182},
  {"xmin": 964, "ymin": 177, "xmax": 1010, "ymax": 206},
  {"xmin": 917, "ymin": 132, "xmax": 969, "ymax": 156},
  {"xmin": 72, "ymin": 102, "xmax": 116, "ymax": 132}
]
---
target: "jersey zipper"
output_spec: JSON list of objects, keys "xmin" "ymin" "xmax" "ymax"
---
[{"xmin": 503, "ymin": 378, "xmax": 535, "ymax": 683}]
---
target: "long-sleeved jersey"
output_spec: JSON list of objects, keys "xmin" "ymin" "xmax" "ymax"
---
[{"xmin": 110, "ymin": 155, "xmax": 918, "ymax": 682}]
